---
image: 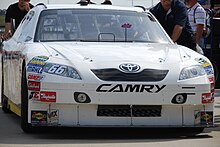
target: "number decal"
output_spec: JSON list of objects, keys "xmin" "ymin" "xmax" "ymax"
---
[
  {"xmin": 55, "ymin": 66, "xmax": 67, "ymax": 74},
  {"xmin": 48, "ymin": 65, "xmax": 67, "ymax": 75}
]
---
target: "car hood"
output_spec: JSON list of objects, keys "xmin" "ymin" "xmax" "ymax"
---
[{"xmin": 43, "ymin": 42, "xmax": 191, "ymax": 69}]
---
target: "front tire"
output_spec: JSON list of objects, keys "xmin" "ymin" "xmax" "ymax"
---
[{"xmin": 21, "ymin": 65, "xmax": 35, "ymax": 133}]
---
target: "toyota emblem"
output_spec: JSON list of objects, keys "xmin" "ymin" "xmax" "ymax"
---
[{"xmin": 119, "ymin": 63, "xmax": 141, "ymax": 73}]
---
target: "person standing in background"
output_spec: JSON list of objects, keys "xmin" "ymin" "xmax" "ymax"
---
[
  {"xmin": 77, "ymin": 0, "xmax": 96, "ymax": 4},
  {"xmin": 101, "ymin": 0, "xmax": 112, "ymax": 5},
  {"xmin": 1, "ymin": 0, "xmax": 33, "ymax": 41},
  {"xmin": 210, "ymin": 0, "xmax": 214, "ymax": 9},
  {"xmin": 185, "ymin": 0, "xmax": 206, "ymax": 54},
  {"xmin": 197, "ymin": 0, "xmax": 207, "ymax": 5},
  {"xmin": 150, "ymin": 0, "xmax": 196, "ymax": 51}
]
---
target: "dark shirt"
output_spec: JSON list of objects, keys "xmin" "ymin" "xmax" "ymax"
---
[
  {"xmin": 5, "ymin": 2, "xmax": 34, "ymax": 29},
  {"xmin": 150, "ymin": 0, "xmax": 192, "ymax": 37},
  {"xmin": 77, "ymin": 0, "xmax": 96, "ymax": 4},
  {"xmin": 150, "ymin": 0, "xmax": 196, "ymax": 50},
  {"xmin": 101, "ymin": 1, "xmax": 112, "ymax": 5}
]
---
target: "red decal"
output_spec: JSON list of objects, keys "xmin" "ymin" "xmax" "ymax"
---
[
  {"xmin": 121, "ymin": 22, "xmax": 132, "ymax": 28},
  {"xmin": 202, "ymin": 93, "xmax": 212, "ymax": 103},
  {"xmin": 208, "ymin": 77, "xmax": 214, "ymax": 83},
  {"xmin": 28, "ymin": 74, "xmax": 44, "ymax": 81},
  {"xmin": 30, "ymin": 92, "xmax": 40, "ymax": 101},
  {"xmin": 28, "ymin": 81, "xmax": 40, "ymax": 91},
  {"xmin": 211, "ymin": 83, "xmax": 215, "ymax": 101},
  {"xmin": 40, "ymin": 92, "xmax": 56, "ymax": 102}
]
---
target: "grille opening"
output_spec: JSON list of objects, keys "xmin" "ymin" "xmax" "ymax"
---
[
  {"xmin": 92, "ymin": 69, "xmax": 168, "ymax": 82},
  {"xmin": 97, "ymin": 105, "xmax": 161, "ymax": 117}
]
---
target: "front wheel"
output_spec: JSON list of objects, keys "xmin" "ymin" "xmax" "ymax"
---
[{"xmin": 21, "ymin": 65, "xmax": 35, "ymax": 133}]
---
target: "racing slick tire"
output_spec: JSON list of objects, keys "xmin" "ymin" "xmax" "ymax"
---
[
  {"xmin": 190, "ymin": 127, "xmax": 205, "ymax": 135},
  {"xmin": 21, "ymin": 65, "xmax": 35, "ymax": 133},
  {"xmin": 180, "ymin": 127, "xmax": 205, "ymax": 136}
]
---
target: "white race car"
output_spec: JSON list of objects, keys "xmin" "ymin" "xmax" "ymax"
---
[{"xmin": 0, "ymin": 3, "xmax": 215, "ymax": 133}]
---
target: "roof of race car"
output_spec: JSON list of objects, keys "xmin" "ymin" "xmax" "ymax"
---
[{"xmin": 36, "ymin": 3, "xmax": 146, "ymax": 13}]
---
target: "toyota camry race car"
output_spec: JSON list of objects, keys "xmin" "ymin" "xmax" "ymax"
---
[{"xmin": 0, "ymin": 3, "xmax": 215, "ymax": 133}]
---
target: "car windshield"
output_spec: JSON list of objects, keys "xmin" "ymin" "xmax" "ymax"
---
[{"xmin": 34, "ymin": 9, "xmax": 170, "ymax": 43}]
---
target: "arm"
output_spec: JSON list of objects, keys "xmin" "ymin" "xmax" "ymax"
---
[
  {"xmin": 195, "ymin": 24, "xmax": 204, "ymax": 44},
  {"xmin": 1, "ymin": 5, "xmax": 12, "ymax": 40},
  {"xmin": 1, "ymin": 22, "xmax": 12, "ymax": 41},
  {"xmin": 171, "ymin": 25, "xmax": 183, "ymax": 42},
  {"xmin": 171, "ymin": 2, "xmax": 187, "ymax": 42}
]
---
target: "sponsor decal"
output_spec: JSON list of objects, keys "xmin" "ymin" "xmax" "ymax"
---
[
  {"xmin": 96, "ymin": 84, "xmax": 166, "ymax": 93},
  {"xmin": 195, "ymin": 58, "xmax": 214, "ymax": 75},
  {"xmin": 28, "ymin": 74, "xmax": 45, "ymax": 81},
  {"xmin": 211, "ymin": 83, "xmax": 215, "ymax": 102},
  {"xmin": 40, "ymin": 92, "xmax": 56, "ymax": 102},
  {"xmin": 29, "ymin": 60, "xmax": 46, "ymax": 66},
  {"xmin": 29, "ymin": 92, "xmax": 40, "ymax": 101},
  {"xmin": 204, "ymin": 66, "xmax": 214, "ymax": 75},
  {"xmin": 28, "ymin": 81, "xmax": 40, "ymax": 91},
  {"xmin": 195, "ymin": 58, "xmax": 209, "ymax": 64},
  {"xmin": 27, "ymin": 56, "xmax": 49, "ymax": 73},
  {"xmin": 29, "ymin": 56, "xmax": 49, "ymax": 62},
  {"xmin": 31, "ymin": 111, "xmax": 47, "ymax": 125},
  {"xmin": 201, "ymin": 62, "xmax": 211, "ymax": 67},
  {"xmin": 48, "ymin": 109, "xmax": 59, "ymax": 125},
  {"xmin": 208, "ymin": 76, "xmax": 214, "ymax": 83},
  {"xmin": 27, "ymin": 56, "xmax": 48, "ymax": 66},
  {"xmin": 200, "ymin": 111, "xmax": 213, "ymax": 125},
  {"xmin": 121, "ymin": 22, "xmax": 132, "ymax": 28},
  {"xmin": 202, "ymin": 93, "xmax": 213, "ymax": 103},
  {"xmin": 27, "ymin": 66, "xmax": 44, "ymax": 74}
]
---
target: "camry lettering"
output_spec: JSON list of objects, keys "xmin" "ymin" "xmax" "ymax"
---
[{"xmin": 96, "ymin": 84, "xmax": 166, "ymax": 93}]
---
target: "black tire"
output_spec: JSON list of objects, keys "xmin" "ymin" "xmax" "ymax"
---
[
  {"xmin": 1, "ymin": 57, "xmax": 11, "ymax": 113},
  {"xmin": 180, "ymin": 127, "xmax": 205, "ymax": 136},
  {"xmin": 21, "ymin": 65, "xmax": 35, "ymax": 133},
  {"xmin": 190, "ymin": 127, "xmax": 205, "ymax": 134}
]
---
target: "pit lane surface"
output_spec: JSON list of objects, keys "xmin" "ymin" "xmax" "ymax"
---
[{"xmin": 0, "ymin": 90, "xmax": 220, "ymax": 147}]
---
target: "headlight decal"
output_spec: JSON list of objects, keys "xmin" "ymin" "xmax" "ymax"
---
[
  {"xmin": 43, "ymin": 63, "xmax": 81, "ymax": 80},
  {"xmin": 179, "ymin": 65, "xmax": 206, "ymax": 80}
]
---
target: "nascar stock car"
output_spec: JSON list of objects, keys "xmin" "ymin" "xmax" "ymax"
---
[{"xmin": 0, "ymin": 3, "xmax": 215, "ymax": 133}]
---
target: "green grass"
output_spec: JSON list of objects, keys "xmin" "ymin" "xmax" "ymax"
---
[{"xmin": 0, "ymin": 15, "xmax": 5, "ymax": 27}]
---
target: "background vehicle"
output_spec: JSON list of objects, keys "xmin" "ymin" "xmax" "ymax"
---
[{"xmin": 0, "ymin": 3, "xmax": 215, "ymax": 133}]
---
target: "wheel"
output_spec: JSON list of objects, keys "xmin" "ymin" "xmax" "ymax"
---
[
  {"xmin": 21, "ymin": 65, "xmax": 35, "ymax": 133},
  {"xmin": 1, "ymin": 57, "xmax": 11, "ymax": 113}
]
